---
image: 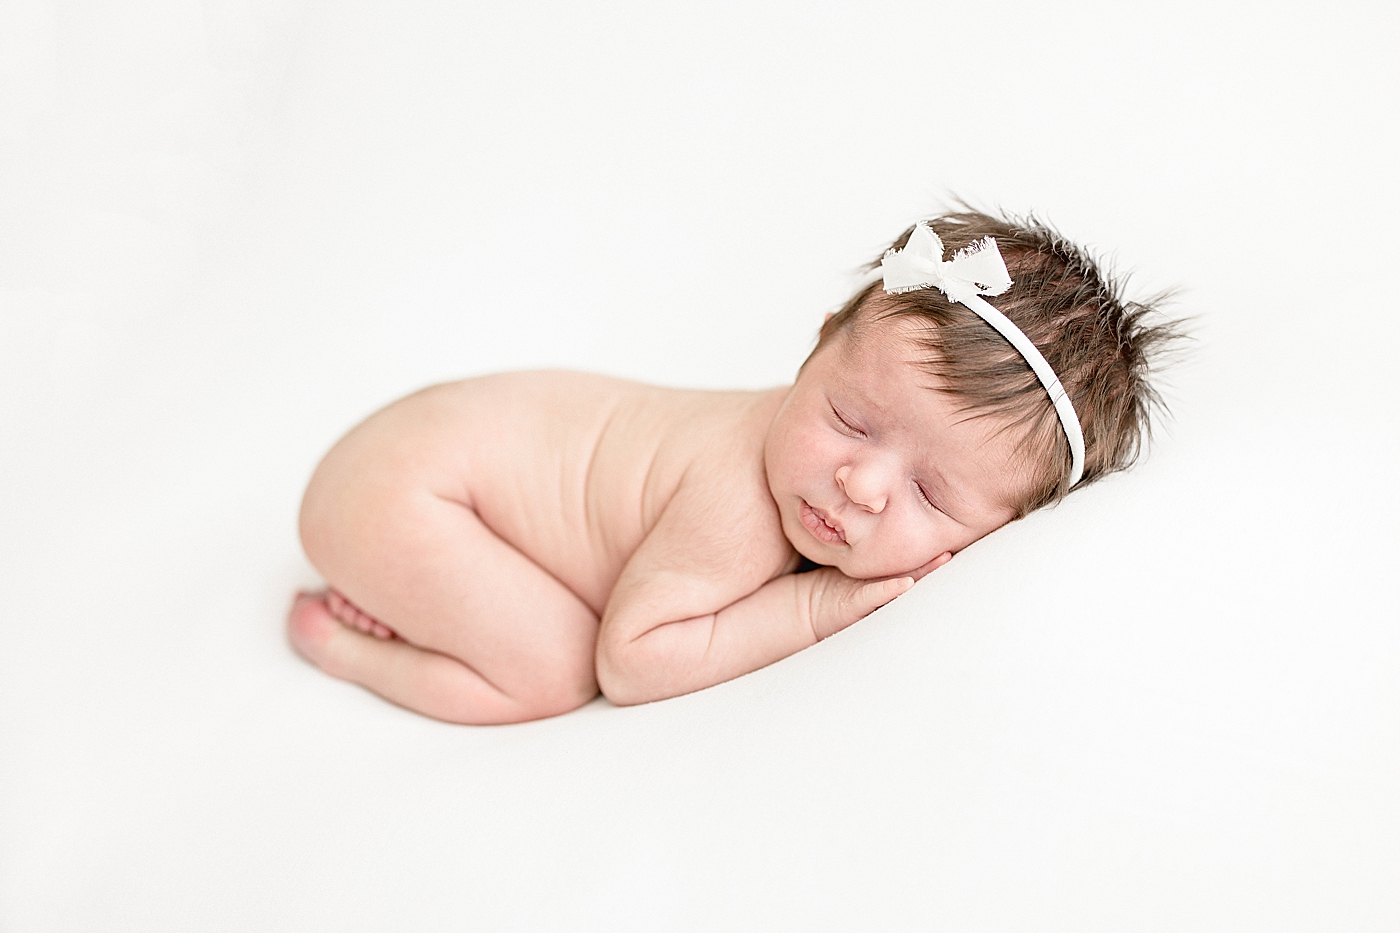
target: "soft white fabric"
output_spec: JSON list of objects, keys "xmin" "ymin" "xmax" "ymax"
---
[
  {"xmin": 881, "ymin": 225, "xmax": 1013, "ymax": 301},
  {"xmin": 2, "ymin": 2, "xmax": 1396, "ymax": 931}
]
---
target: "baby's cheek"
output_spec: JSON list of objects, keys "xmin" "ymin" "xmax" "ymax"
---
[
  {"xmin": 873, "ymin": 528, "xmax": 937, "ymax": 578},
  {"xmin": 772, "ymin": 435, "xmax": 817, "ymax": 488}
]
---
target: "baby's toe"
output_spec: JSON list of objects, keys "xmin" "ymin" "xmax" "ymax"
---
[{"xmin": 287, "ymin": 593, "xmax": 338, "ymax": 667}]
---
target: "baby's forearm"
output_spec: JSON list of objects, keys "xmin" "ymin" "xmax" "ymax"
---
[{"xmin": 597, "ymin": 574, "xmax": 820, "ymax": 706}]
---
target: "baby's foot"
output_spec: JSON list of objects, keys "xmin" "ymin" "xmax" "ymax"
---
[
  {"xmin": 326, "ymin": 589, "xmax": 398, "ymax": 640},
  {"xmin": 287, "ymin": 591, "xmax": 341, "ymax": 673},
  {"xmin": 287, "ymin": 590, "xmax": 398, "ymax": 673}
]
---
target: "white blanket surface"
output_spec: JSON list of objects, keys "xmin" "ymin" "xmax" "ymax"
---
[{"xmin": 2, "ymin": 2, "xmax": 1395, "ymax": 930}]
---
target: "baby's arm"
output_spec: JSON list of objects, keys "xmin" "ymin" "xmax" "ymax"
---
[{"xmin": 595, "ymin": 480, "xmax": 919, "ymax": 706}]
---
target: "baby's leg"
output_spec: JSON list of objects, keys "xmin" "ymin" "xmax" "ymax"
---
[
  {"xmin": 291, "ymin": 423, "xmax": 600, "ymax": 724},
  {"xmin": 289, "ymin": 492, "xmax": 599, "ymax": 723},
  {"xmin": 290, "ymin": 591, "xmax": 527, "ymax": 721}
]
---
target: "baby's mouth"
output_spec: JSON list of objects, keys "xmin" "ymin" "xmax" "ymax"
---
[{"xmin": 800, "ymin": 500, "xmax": 847, "ymax": 545}]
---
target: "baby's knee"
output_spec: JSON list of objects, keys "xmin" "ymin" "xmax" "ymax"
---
[
  {"xmin": 506, "ymin": 652, "xmax": 599, "ymax": 722},
  {"xmin": 297, "ymin": 444, "xmax": 420, "ymax": 583},
  {"xmin": 297, "ymin": 457, "xmax": 362, "ymax": 579}
]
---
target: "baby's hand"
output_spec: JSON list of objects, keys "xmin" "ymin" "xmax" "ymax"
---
[
  {"xmin": 804, "ymin": 553, "xmax": 949, "ymax": 642},
  {"xmin": 805, "ymin": 568, "xmax": 912, "ymax": 641}
]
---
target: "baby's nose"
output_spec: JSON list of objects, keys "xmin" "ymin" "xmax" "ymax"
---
[{"xmin": 835, "ymin": 464, "xmax": 888, "ymax": 513}]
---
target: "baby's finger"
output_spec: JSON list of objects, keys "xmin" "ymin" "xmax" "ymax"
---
[
  {"xmin": 908, "ymin": 551, "xmax": 953, "ymax": 582},
  {"xmin": 851, "ymin": 576, "xmax": 914, "ymax": 617}
]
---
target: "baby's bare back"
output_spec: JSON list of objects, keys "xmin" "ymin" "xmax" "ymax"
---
[{"xmin": 350, "ymin": 371, "xmax": 793, "ymax": 616}]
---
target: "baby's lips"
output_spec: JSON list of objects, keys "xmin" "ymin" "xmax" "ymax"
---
[
  {"xmin": 824, "ymin": 517, "xmax": 848, "ymax": 544},
  {"xmin": 817, "ymin": 503, "xmax": 846, "ymax": 539},
  {"xmin": 802, "ymin": 500, "xmax": 848, "ymax": 545}
]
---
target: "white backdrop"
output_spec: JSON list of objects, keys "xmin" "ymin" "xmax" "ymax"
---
[{"xmin": 2, "ymin": 2, "xmax": 1397, "ymax": 930}]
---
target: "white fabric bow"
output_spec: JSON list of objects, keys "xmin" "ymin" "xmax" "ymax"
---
[{"xmin": 880, "ymin": 222, "xmax": 1013, "ymax": 303}]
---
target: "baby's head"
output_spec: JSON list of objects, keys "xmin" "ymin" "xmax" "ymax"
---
[{"xmin": 764, "ymin": 207, "xmax": 1181, "ymax": 579}]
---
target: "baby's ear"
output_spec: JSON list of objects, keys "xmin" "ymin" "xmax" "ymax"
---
[{"xmin": 824, "ymin": 312, "xmax": 836, "ymax": 324}]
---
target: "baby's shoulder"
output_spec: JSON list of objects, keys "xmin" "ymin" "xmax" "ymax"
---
[
  {"xmin": 419, "ymin": 370, "xmax": 667, "ymax": 440},
  {"xmin": 651, "ymin": 389, "xmax": 794, "ymax": 578}
]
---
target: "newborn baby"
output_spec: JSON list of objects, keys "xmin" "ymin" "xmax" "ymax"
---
[{"xmin": 288, "ymin": 209, "xmax": 1178, "ymax": 724}]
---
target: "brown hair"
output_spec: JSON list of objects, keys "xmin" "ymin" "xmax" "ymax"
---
[{"xmin": 814, "ymin": 207, "xmax": 1186, "ymax": 517}]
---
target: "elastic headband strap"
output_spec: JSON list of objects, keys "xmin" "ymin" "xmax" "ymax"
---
[
  {"xmin": 881, "ymin": 223, "xmax": 1085, "ymax": 487},
  {"xmin": 957, "ymin": 294, "xmax": 1085, "ymax": 487}
]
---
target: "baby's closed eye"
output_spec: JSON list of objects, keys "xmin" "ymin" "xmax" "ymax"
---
[
  {"xmin": 829, "ymin": 403, "xmax": 865, "ymax": 437},
  {"xmin": 913, "ymin": 481, "xmax": 938, "ymax": 509}
]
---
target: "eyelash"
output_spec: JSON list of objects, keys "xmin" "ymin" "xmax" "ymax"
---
[
  {"xmin": 914, "ymin": 482, "xmax": 938, "ymax": 510},
  {"xmin": 830, "ymin": 405, "xmax": 865, "ymax": 438}
]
